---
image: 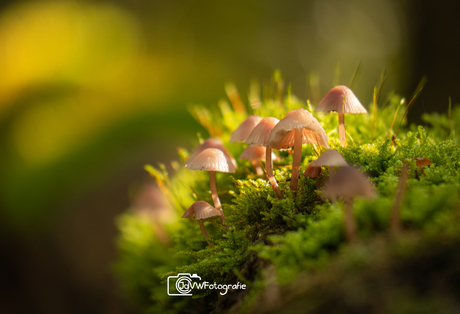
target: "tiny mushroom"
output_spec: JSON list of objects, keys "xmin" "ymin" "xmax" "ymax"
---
[
  {"xmin": 304, "ymin": 162, "xmax": 321, "ymax": 178},
  {"xmin": 268, "ymin": 108, "xmax": 329, "ymax": 192},
  {"xmin": 230, "ymin": 115, "xmax": 262, "ymax": 142},
  {"xmin": 310, "ymin": 149, "xmax": 349, "ymax": 176},
  {"xmin": 412, "ymin": 157, "xmax": 433, "ymax": 168},
  {"xmin": 246, "ymin": 117, "xmax": 282, "ymax": 198},
  {"xmin": 239, "ymin": 145, "xmax": 267, "ymax": 176},
  {"xmin": 315, "ymin": 85, "xmax": 367, "ymax": 146},
  {"xmin": 303, "ymin": 161, "xmax": 322, "ymax": 189},
  {"xmin": 186, "ymin": 138, "xmax": 236, "ymax": 168},
  {"xmin": 182, "ymin": 201, "xmax": 221, "ymax": 247},
  {"xmin": 185, "ymin": 148, "xmax": 236, "ymax": 222},
  {"xmin": 321, "ymin": 167, "xmax": 376, "ymax": 243}
]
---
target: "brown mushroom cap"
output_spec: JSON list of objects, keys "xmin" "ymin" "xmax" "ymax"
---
[
  {"xmin": 186, "ymin": 138, "xmax": 235, "ymax": 167},
  {"xmin": 182, "ymin": 201, "xmax": 221, "ymax": 220},
  {"xmin": 311, "ymin": 150, "xmax": 349, "ymax": 167},
  {"xmin": 321, "ymin": 167, "xmax": 375, "ymax": 202},
  {"xmin": 268, "ymin": 108, "xmax": 330, "ymax": 149},
  {"xmin": 239, "ymin": 145, "xmax": 277, "ymax": 161},
  {"xmin": 230, "ymin": 115, "xmax": 263, "ymax": 142},
  {"xmin": 185, "ymin": 148, "xmax": 236, "ymax": 173},
  {"xmin": 303, "ymin": 162, "xmax": 321, "ymax": 178},
  {"xmin": 413, "ymin": 157, "xmax": 433, "ymax": 167},
  {"xmin": 315, "ymin": 85, "xmax": 367, "ymax": 114},
  {"xmin": 246, "ymin": 117, "xmax": 279, "ymax": 147}
]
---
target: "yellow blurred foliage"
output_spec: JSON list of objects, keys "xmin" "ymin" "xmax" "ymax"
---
[{"xmin": 0, "ymin": 1, "xmax": 174, "ymax": 165}]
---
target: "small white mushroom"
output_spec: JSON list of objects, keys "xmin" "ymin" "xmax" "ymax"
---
[
  {"xmin": 239, "ymin": 145, "xmax": 267, "ymax": 176},
  {"xmin": 186, "ymin": 138, "xmax": 236, "ymax": 168},
  {"xmin": 321, "ymin": 167, "xmax": 376, "ymax": 244},
  {"xmin": 230, "ymin": 115, "xmax": 262, "ymax": 143},
  {"xmin": 182, "ymin": 201, "xmax": 221, "ymax": 247},
  {"xmin": 315, "ymin": 85, "xmax": 367, "ymax": 146},
  {"xmin": 246, "ymin": 117, "xmax": 282, "ymax": 198},
  {"xmin": 311, "ymin": 149, "xmax": 349, "ymax": 176},
  {"xmin": 268, "ymin": 108, "xmax": 329, "ymax": 192},
  {"xmin": 185, "ymin": 148, "xmax": 236, "ymax": 222}
]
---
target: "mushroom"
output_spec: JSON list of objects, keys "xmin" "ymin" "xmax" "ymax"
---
[
  {"xmin": 321, "ymin": 167, "xmax": 376, "ymax": 243},
  {"xmin": 412, "ymin": 157, "xmax": 433, "ymax": 167},
  {"xmin": 303, "ymin": 162, "xmax": 322, "ymax": 189},
  {"xmin": 310, "ymin": 149, "xmax": 349, "ymax": 176},
  {"xmin": 186, "ymin": 138, "xmax": 236, "ymax": 168},
  {"xmin": 230, "ymin": 115, "xmax": 262, "ymax": 142},
  {"xmin": 185, "ymin": 148, "xmax": 236, "ymax": 222},
  {"xmin": 239, "ymin": 145, "xmax": 267, "ymax": 176},
  {"xmin": 268, "ymin": 108, "xmax": 329, "ymax": 192},
  {"xmin": 315, "ymin": 85, "xmax": 367, "ymax": 146},
  {"xmin": 182, "ymin": 201, "xmax": 221, "ymax": 247},
  {"xmin": 246, "ymin": 117, "xmax": 282, "ymax": 198}
]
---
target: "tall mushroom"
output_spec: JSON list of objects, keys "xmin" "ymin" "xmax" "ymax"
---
[
  {"xmin": 268, "ymin": 108, "xmax": 329, "ymax": 192},
  {"xmin": 239, "ymin": 145, "xmax": 267, "ymax": 176},
  {"xmin": 321, "ymin": 167, "xmax": 376, "ymax": 243},
  {"xmin": 185, "ymin": 148, "xmax": 236, "ymax": 222},
  {"xmin": 186, "ymin": 138, "xmax": 236, "ymax": 168},
  {"xmin": 230, "ymin": 115, "xmax": 262, "ymax": 143},
  {"xmin": 315, "ymin": 85, "xmax": 367, "ymax": 146},
  {"xmin": 182, "ymin": 201, "xmax": 221, "ymax": 247},
  {"xmin": 246, "ymin": 117, "xmax": 282, "ymax": 198}
]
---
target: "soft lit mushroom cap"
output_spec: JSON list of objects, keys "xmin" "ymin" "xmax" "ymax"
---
[
  {"xmin": 186, "ymin": 138, "xmax": 235, "ymax": 167},
  {"xmin": 185, "ymin": 148, "xmax": 236, "ymax": 173},
  {"xmin": 315, "ymin": 85, "xmax": 367, "ymax": 114},
  {"xmin": 246, "ymin": 117, "xmax": 279, "ymax": 147},
  {"xmin": 311, "ymin": 150, "xmax": 349, "ymax": 167},
  {"xmin": 239, "ymin": 145, "xmax": 276, "ymax": 161},
  {"xmin": 268, "ymin": 108, "xmax": 330, "ymax": 149},
  {"xmin": 182, "ymin": 201, "xmax": 221, "ymax": 220},
  {"xmin": 321, "ymin": 167, "xmax": 376, "ymax": 202},
  {"xmin": 230, "ymin": 115, "xmax": 262, "ymax": 142},
  {"xmin": 303, "ymin": 162, "xmax": 321, "ymax": 178}
]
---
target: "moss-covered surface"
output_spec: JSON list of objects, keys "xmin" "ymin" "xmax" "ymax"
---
[{"xmin": 114, "ymin": 79, "xmax": 460, "ymax": 313}]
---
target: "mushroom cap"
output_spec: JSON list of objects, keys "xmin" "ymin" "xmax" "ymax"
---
[
  {"xmin": 186, "ymin": 138, "xmax": 235, "ymax": 167},
  {"xmin": 268, "ymin": 108, "xmax": 330, "ymax": 149},
  {"xmin": 303, "ymin": 162, "xmax": 321, "ymax": 178},
  {"xmin": 239, "ymin": 145, "xmax": 277, "ymax": 161},
  {"xmin": 230, "ymin": 115, "xmax": 263, "ymax": 142},
  {"xmin": 311, "ymin": 150, "xmax": 349, "ymax": 167},
  {"xmin": 315, "ymin": 85, "xmax": 367, "ymax": 114},
  {"xmin": 321, "ymin": 167, "xmax": 376, "ymax": 202},
  {"xmin": 182, "ymin": 201, "xmax": 221, "ymax": 220},
  {"xmin": 246, "ymin": 117, "xmax": 279, "ymax": 147},
  {"xmin": 185, "ymin": 148, "xmax": 236, "ymax": 173},
  {"xmin": 413, "ymin": 157, "xmax": 433, "ymax": 167}
]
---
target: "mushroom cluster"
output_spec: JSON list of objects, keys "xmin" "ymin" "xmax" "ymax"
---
[{"xmin": 178, "ymin": 85, "xmax": 373, "ymax": 247}]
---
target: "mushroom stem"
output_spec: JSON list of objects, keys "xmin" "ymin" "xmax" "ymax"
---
[
  {"xmin": 344, "ymin": 199, "xmax": 358, "ymax": 244},
  {"xmin": 338, "ymin": 113, "xmax": 347, "ymax": 146},
  {"xmin": 251, "ymin": 160, "xmax": 264, "ymax": 176},
  {"xmin": 199, "ymin": 220, "xmax": 214, "ymax": 248},
  {"xmin": 266, "ymin": 147, "xmax": 282, "ymax": 199},
  {"xmin": 290, "ymin": 128, "xmax": 302, "ymax": 191},
  {"xmin": 209, "ymin": 171, "xmax": 226, "ymax": 222}
]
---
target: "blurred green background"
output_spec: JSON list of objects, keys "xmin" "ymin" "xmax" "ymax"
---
[{"xmin": 0, "ymin": 0, "xmax": 459, "ymax": 313}]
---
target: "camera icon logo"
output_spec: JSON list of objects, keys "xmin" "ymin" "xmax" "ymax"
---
[{"xmin": 167, "ymin": 273, "xmax": 202, "ymax": 296}]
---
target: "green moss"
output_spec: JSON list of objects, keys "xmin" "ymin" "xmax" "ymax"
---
[{"xmin": 114, "ymin": 77, "xmax": 460, "ymax": 313}]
